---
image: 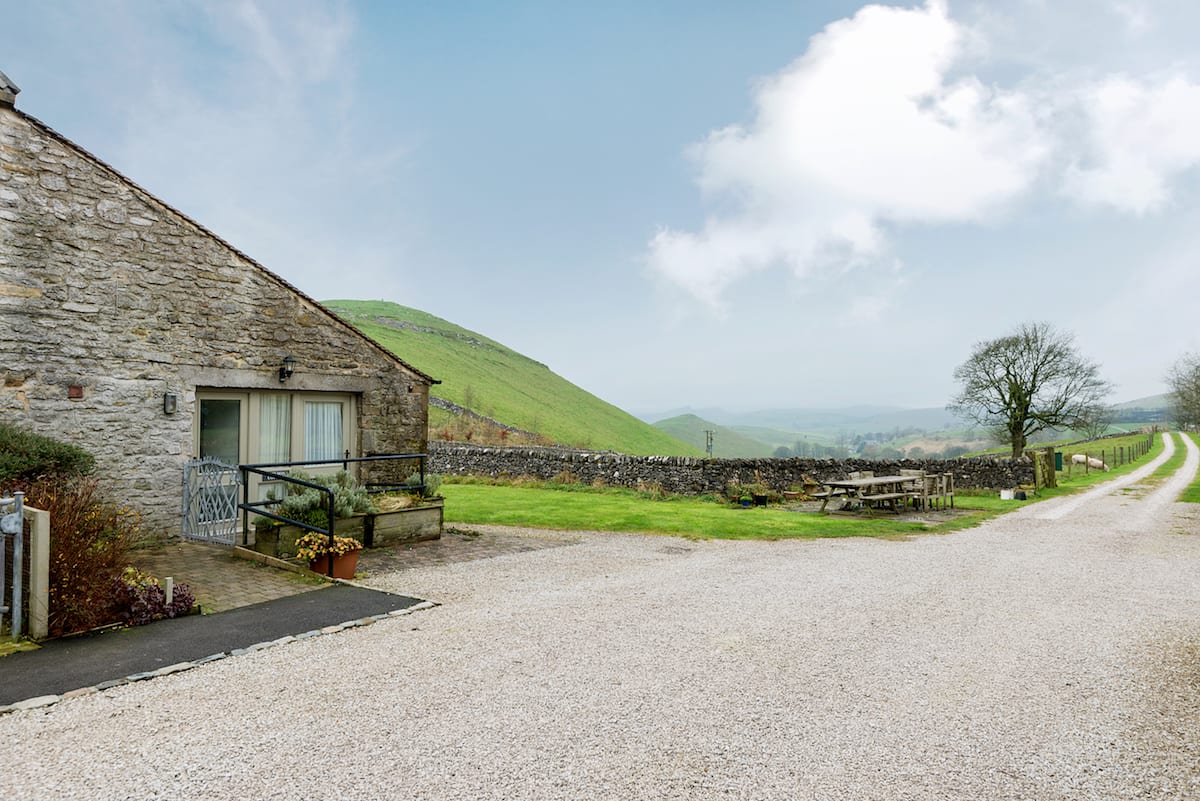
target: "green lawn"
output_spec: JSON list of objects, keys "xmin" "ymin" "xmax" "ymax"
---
[{"xmin": 440, "ymin": 482, "xmax": 1020, "ymax": 540}]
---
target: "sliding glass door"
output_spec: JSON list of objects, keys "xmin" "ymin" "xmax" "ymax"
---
[{"xmin": 195, "ymin": 390, "xmax": 356, "ymax": 504}]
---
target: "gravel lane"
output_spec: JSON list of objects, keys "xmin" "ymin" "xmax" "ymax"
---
[{"xmin": 2, "ymin": 434, "xmax": 1198, "ymax": 800}]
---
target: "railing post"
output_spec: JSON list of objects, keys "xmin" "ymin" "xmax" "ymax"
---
[
  {"xmin": 0, "ymin": 498, "xmax": 7, "ymax": 635},
  {"xmin": 10, "ymin": 491, "xmax": 23, "ymax": 633},
  {"xmin": 326, "ymin": 488, "xmax": 336, "ymax": 579},
  {"xmin": 241, "ymin": 467, "xmax": 250, "ymax": 546}
]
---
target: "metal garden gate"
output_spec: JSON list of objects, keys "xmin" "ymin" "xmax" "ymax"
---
[
  {"xmin": 182, "ymin": 458, "xmax": 242, "ymax": 545},
  {"xmin": 0, "ymin": 492, "xmax": 25, "ymax": 638}
]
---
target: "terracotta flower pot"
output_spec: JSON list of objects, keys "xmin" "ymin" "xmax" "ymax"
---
[{"xmin": 308, "ymin": 550, "xmax": 360, "ymax": 579}]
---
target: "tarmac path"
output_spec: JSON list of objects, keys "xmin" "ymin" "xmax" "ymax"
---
[{"xmin": 1, "ymin": 433, "xmax": 1198, "ymax": 800}]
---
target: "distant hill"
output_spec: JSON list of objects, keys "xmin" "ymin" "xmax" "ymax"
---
[
  {"xmin": 652, "ymin": 414, "xmax": 774, "ymax": 458},
  {"xmin": 324, "ymin": 300, "xmax": 702, "ymax": 457},
  {"xmin": 644, "ymin": 405, "xmax": 963, "ymax": 440},
  {"xmin": 1113, "ymin": 393, "xmax": 1170, "ymax": 410}
]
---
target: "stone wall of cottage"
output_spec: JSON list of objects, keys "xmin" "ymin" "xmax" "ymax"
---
[
  {"xmin": 428, "ymin": 442, "xmax": 1035, "ymax": 493},
  {"xmin": 0, "ymin": 106, "xmax": 431, "ymax": 535}
]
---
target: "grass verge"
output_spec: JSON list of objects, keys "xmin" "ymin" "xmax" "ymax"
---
[{"xmin": 1180, "ymin": 432, "xmax": 1200, "ymax": 504}]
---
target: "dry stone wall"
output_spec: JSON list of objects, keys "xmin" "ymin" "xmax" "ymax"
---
[
  {"xmin": 429, "ymin": 442, "xmax": 1034, "ymax": 493},
  {"xmin": 0, "ymin": 106, "xmax": 431, "ymax": 534}
]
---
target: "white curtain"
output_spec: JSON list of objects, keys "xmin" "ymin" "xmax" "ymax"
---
[
  {"xmin": 305, "ymin": 401, "xmax": 343, "ymax": 461},
  {"xmin": 258, "ymin": 394, "xmax": 292, "ymax": 464}
]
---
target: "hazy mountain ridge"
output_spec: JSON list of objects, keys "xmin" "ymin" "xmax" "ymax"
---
[{"xmin": 651, "ymin": 414, "xmax": 774, "ymax": 458}]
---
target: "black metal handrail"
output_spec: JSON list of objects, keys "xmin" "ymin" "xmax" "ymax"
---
[{"xmin": 237, "ymin": 453, "xmax": 427, "ymax": 577}]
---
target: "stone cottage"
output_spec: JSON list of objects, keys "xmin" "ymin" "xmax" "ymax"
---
[{"xmin": 0, "ymin": 72, "xmax": 437, "ymax": 536}]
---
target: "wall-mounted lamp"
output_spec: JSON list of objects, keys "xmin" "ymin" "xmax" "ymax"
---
[
  {"xmin": 279, "ymin": 354, "xmax": 297, "ymax": 383},
  {"xmin": 163, "ymin": 392, "xmax": 178, "ymax": 414}
]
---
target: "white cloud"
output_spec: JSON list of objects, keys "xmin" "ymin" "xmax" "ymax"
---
[
  {"xmin": 1063, "ymin": 73, "xmax": 1200, "ymax": 214},
  {"xmin": 647, "ymin": 0, "xmax": 1049, "ymax": 307},
  {"xmin": 649, "ymin": 0, "xmax": 1200, "ymax": 308}
]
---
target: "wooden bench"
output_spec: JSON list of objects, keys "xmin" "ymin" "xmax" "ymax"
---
[
  {"xmin": 811, "ymin": 487, "xmax": 849, "ymax": 512},
  {"xmin": 859, "ymin": 492, "xmax": 912, "ymax": 515}
]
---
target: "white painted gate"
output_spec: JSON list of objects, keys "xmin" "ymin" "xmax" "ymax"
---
[{"xmin": 182, "ymin": 458, "xmax": 242, "ymax": 545}]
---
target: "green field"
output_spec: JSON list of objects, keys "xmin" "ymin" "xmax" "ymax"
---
[
  {"xmin": 1048, "ymin": 432, "xmax": 1159, "ymax": 478},
  {"xmin": 324, "ymin": 300, "xmax": 701, "ymax": 457},
  {"xmin": 970, "ymin": 431, "xmax": 1157, "ymax": 461}
]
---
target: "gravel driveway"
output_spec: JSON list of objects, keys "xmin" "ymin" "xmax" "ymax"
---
[{"xmin": 2, "ymin": 434, "xmax": 1198, "ymax": 800}]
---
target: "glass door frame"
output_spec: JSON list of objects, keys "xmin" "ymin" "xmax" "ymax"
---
[{"xmin": 194, "ymin": 389, "xmax": 358, "ymax": 510}]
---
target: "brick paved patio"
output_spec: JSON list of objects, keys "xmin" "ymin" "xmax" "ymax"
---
[
  {"xmin": 128, "ymin": 527, "xmax": 576, "ymax": 613},
  {"xmin": 129, "ymin": 542, "xmax": 324, "ymax": 614}
]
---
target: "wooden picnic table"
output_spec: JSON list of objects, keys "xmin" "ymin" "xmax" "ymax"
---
[{"xmin": 817, "ymin": 475, "xmax": 921, "ymax": 515}]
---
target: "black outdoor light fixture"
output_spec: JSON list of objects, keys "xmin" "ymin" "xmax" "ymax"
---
[
  {"xmin": 279, "ymin": 354, "xmax": 297, "ymax": 382},
  {"xmin": 163, "ymin": 392, "xmax": 178, "ymax": 414}
]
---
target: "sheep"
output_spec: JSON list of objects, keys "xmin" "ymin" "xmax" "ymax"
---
[{"xmin": 1070, "ymin": 453, "xmax": 1109, "ymax": 471}]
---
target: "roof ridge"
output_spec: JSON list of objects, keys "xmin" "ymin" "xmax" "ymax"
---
[{"xmin": 6, "ymin": 106, "xmax": 438, "ymax": 385}]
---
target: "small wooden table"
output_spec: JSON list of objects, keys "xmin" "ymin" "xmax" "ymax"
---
[{"xmin": 817, "ymin": 475, "xmax": 920, "ymax": 515}]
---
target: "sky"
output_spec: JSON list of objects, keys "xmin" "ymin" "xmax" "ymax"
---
[{"xmin": 4, "ymin": 0, "xmax": 1200, "ymax": 418}]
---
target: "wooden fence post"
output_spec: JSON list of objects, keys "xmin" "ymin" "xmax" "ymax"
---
[{"xmin": 1042, "ymin": 447, "xmax": 1056, "ymax": 488}]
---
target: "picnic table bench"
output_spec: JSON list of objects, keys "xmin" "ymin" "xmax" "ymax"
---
[{"xmin": 817, "ymin": 475, "xmax": 921, "ymax": 516}]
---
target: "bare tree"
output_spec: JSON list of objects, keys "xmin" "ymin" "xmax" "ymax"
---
[
  {"xmin": 1077, "ymin": 405, "xmax": 1114, "ymax": 440},
  {"xmin": 948, "ymin": 322, "xmax": 1112, "ymax": 459},
  {"xmin": 1167, "ymin": 352, "xmax": 1200, "ymax": 429}
]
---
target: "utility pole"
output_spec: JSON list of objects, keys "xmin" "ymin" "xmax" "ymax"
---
[{"xmin": 704, "ymin": 430, "xmax": 715, "ymax": 457}]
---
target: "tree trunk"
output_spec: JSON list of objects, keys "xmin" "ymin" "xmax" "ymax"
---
[{"xmin": 1009, "ymin": 428, "xmax": 1027, "ymax": 460}]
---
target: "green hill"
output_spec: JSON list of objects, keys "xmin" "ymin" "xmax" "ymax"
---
[
  {"xmin": 652, "ymin": 414, "xmax": 774, "ymax": 458},
  {"xmin": 324, "ymin": 300, "xmax": 702, "ymax": 457},
  {"xmin": 1113, "ymin": 393, "xmax": 1170, "ymax": 410}
]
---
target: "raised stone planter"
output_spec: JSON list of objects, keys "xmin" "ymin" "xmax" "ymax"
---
[
  {"xmin": 252, "ymin": 516, "xmax": 367, "ymax": 560},
  {"xmin": 364, "ymin": 500, "xmax": 443, "ymax": 548},
  {"xmin": 251, "ymin": 501, "xmax": 444, "ymax": 557}
]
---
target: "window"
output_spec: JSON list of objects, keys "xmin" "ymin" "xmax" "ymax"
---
[
  {"xmin": 304, "ymin": 401, "xmax": 344, "ymax": 461},
  {"xmin": 195, "ymin": 389, "xmax": 355, "ymax": 470},
  {"xmin": 258, "ymin": 393, "xmax": 292, "ymax": 464},
  {"xmin": 198, "ymin": 398, "xmax": 242, "ymax": 464}
]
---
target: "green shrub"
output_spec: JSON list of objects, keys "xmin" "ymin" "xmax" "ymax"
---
[
  {"xmin": 260, "ymin": 470, "xmax": 373, "ymax": 529},
  {"xmin": 0, "ymin": 423, "xmax": 94, "ymax": 484}
]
